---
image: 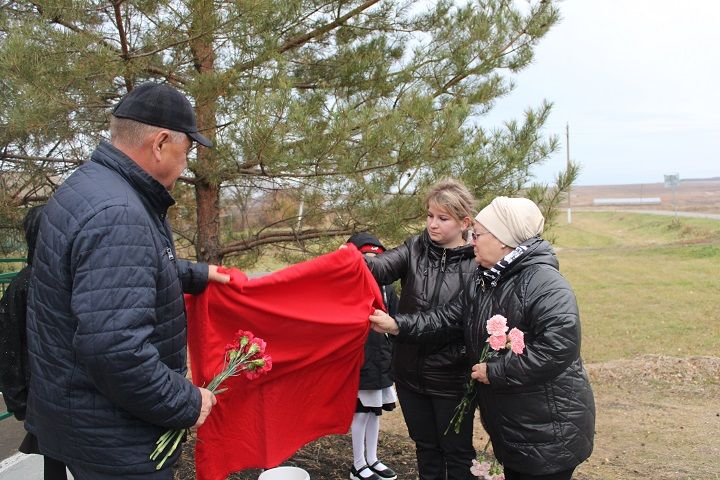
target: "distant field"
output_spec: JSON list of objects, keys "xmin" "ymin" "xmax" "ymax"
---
[
  {"xmin": 570, "ymin": 178, "xmax": 720, "ymax": 213},
  {"xmin": 551, "ymin": 211, "xmax": 720, "ymax": 363}
]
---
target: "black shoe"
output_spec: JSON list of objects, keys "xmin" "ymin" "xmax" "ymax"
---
[
  {"xmin": 350, "ymin": 464, "xmax": 382, "ymax": 480},
  {"xmin": 368, "ymin": 461, "xmax": 397, "ymax": 480}
]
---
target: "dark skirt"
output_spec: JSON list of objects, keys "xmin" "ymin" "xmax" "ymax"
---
[{"xmin": 355, "ymin": 398, "xmax": 396, "ymax": 416}]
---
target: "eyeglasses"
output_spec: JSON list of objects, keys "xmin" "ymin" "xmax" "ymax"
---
[{"xmin": 471, "ymin": 230, "xmax": 491, "ymax": 240}]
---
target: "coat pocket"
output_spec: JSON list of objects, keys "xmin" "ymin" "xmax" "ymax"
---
[{"xmin": 491, "ymin": 387, "xmax": 558, "ymax": 445}]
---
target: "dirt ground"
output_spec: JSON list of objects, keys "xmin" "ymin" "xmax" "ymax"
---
[
  {"xmin": 174, "ymin": 354, "xmax": 719, "ymax": 480},
  {"xmin": 576, "ymin": 355, "xmax": 719, "ymax": 480}
]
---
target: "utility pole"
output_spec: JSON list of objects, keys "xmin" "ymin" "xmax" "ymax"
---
[{"xmin": 566, "ymin": 122, "xmax": 572, "ymax": 224}]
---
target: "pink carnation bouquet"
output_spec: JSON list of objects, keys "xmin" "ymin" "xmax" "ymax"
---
[
  {"xmin": 470, "ymin": 440, "xmax": 504, "ymax": 479},
  {"xmin": 445, "ymin": 315, "xmax": 525, "ymax": 435},
  {"xmin": 150, "ymin": 330, "xmax": 272, "ymax": 469}
]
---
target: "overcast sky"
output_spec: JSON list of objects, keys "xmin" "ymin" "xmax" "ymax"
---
[{"xmin": 481, "ymin": 0, "xmax": 720, "ymax": 186}]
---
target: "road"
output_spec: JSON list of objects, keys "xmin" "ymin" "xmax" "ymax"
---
[
  {"xmin": 572, "ymin": 208, "xmax": 720, "ymax": 220},
  {"xmin": 0, "ymin": 414, "xmax": 25, "ymax": 461}
]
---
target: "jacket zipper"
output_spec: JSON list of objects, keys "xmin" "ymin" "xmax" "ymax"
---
[
  {"xmin": 158, "ymin": 212, "xmax": 176, "ymax": 262},
  {"xmin": 429, "ymin": 252, "xmax": 446, "ymax": 307},
  {"xmin": 419, "ymin": 248, "xmax": 447, "ymax": 391}
]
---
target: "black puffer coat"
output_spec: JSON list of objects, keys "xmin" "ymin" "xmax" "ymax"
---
[
  {"xmin": 25, "ymin": 141, "xmax": 208, "ymax": 474},
  {"xmin": 359, "ymin": 285, "xmax": 399, "ymax": 390},
  {"xmin": 0, "ymin": 205, "xmax": 43, "ymax": 420},
  {"xmin": 365, "ymin": 230, "xmax": 476, "ymax": 398},
  {"xmin": 394, "ymin": 238, "xmax": 595, "ymax": 474}
]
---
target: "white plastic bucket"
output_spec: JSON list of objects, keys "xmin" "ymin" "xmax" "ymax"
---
[{"xmin": 258, "ymin": 466, "xmax": 310, "ymax": 480}]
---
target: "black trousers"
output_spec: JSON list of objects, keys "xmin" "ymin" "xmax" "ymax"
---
[
  {"xmin": 504, "ymin": 467, "xmax": 575, "ymax": 480},
  {"xmin": 43, "ymin": 457, "xmax": 69, "ymax": 480},
  {"xmin": 396, "ymin": 385, "xmax": 475, "ymax": 480},
  {"xmin": 18, "ymin": 432, "xmax": 68, "ymax": 480}
]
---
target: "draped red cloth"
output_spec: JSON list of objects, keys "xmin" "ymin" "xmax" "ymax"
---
[{"xmin": 186, "ymin": 246, "xmax": 383, "ymax": 480}]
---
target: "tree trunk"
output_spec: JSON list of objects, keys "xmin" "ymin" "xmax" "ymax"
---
[
  {"xmin": 189, "ymin": 0, "xmax": 220, "ymax": 264},
  {"xmin": 195, "ymin": 179, "xmax": 221, "ymax": 263}
]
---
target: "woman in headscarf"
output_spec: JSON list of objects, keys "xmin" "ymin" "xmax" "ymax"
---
[{"xmin": 370, "ymin": 197, "xmax": 595, "ymax": 480}]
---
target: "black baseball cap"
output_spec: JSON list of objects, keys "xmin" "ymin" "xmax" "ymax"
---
[
  {"xmin": 112, "ymin": 82, "xmax": 213, "ymax": 147},
  {"xmin": 347, "ymin": 232, "xmax": 386, "ymax": 253}
]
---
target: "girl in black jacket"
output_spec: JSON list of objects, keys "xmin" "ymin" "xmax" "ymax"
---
[
  {"xmin": 363, "ymin": 179, "xmax": 478, "ymax": 480},
  {"xmin": 347, "ymin": 233, "xmax": 400, "ymax": 480},
  {"xmin": 370, "ymin": 197, "xmax": 595, "ymax": 480}
]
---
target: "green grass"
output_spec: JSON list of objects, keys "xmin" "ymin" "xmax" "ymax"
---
[
  {"xmin": 553, "ymin": 211, "xmax": 720, "ymax": 249},
  {"xmin": 551, "ymin": 212, "xmax": 720, "ymax": 363}
]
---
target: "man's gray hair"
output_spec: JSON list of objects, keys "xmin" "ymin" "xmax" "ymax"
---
[{"xmin": 110, "ymin": 116, "xmax": 187, "ymax": 148}]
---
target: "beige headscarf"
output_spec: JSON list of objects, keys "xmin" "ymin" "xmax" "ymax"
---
[{"xmin": 475, "ymin": 197, "xmax": 545, "ymax": 247}]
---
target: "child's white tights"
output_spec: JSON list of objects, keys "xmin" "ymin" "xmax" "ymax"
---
[{"xmin": 351, "ymin": 412, "xmax": 390, "ymax": 477}]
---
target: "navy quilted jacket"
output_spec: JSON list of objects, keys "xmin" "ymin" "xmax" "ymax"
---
[
  {"xmin": 394, "ymin": 238, "xmax": 595, "ymax": 474},
  {"xmin": 25, "ymin": 141, "xmax": 207, "ymax": 474}
]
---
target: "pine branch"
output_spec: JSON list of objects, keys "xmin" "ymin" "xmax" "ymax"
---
[
  {"xmin": 220, "ymin": 227, "xmax": 354, "ymax": 255},
  {"xmin": 111, "ymin": 0, "xmax": 133, "ymax": 91},
  {"xmin": 0, "ymin": 153, "xmax": 81, "ymax": 165},
  {"xmin": 434, "ymin": 3, "xmax": 553, "ymax": 97},
  {"xmin": 279, "ymin": 0, "xmax": 381, "ymax": 54},
  {"xmin": 233, "ymin": 0, "xmax": 382, "ymax": 74},
  {"xmin": 31, "ymin": 1, "xmax": 186, "ymax": 86}
]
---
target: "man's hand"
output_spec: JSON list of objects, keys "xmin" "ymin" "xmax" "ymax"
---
[
  {"xmin": 369, "ymin": 309, "xmax": 399, "ymax": 335},
  {"xmin": 208, "ymin": 264, "xmax": 230, "ymax": 284},
  {"xmin": 193, "ymin": 387, "xmax": 217, "ymax": 428},
  {"xmin": 471, "ymin": 362, "xmax": 490, "ymax": 384}
]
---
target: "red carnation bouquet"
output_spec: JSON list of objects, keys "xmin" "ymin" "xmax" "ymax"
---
[{"xmin": 150, "ymin": 330, "xmax": 272, "ymax": 469}]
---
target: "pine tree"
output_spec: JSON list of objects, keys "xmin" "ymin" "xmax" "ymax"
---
[{"xmin": 0, "ymin": 0, "xmax": 571, "ymax": 264}]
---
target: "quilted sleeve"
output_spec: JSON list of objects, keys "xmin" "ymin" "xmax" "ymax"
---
[
  {"xmin": 177, "ymin": 259, "xmax": 208, "ymax": 295},
  {"xmin": 487, "ymin": 267, "xmax": 581, "ymax": 388},
  {"xmin": 365, "ymin": 239, "xmax": 411, "ymax": 285},
  {"xmin": 70, "ymin": 205, "xmax": 201, "ymax": 429},
  {"xmin": 394, "ymin": 284, "xmax": 469, "ymax": 344}
]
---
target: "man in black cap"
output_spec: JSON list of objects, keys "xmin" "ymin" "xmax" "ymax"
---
[{"xmin": 25, "ymin": 83, "xmax": 229, "ymax": 479}]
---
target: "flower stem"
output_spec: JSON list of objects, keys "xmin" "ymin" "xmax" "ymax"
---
[
  {"xmin": 155, "ymin": 429, "xmax": 185, "ymax": 470},
  {"xmin": 150, "ymin": 430, "xmax": 176, "ymax": 460}
]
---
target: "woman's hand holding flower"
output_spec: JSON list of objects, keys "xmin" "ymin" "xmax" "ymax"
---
[
  {"xmin": 471, "ymin": 362, "xmax": 490, "ymax": 384},
  {"xmin": 447, "ymin": 315, "xmax": 524, "ymax": 435}
]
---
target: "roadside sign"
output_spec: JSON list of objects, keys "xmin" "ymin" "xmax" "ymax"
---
[{"xmin": 664, "ymin": 174, "xmax": 679, "ymax": 188}]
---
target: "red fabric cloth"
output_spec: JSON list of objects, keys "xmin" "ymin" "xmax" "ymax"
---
[{"xmin": 186, "ymin": 246, "xmax": 384, "ymax": 480}]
